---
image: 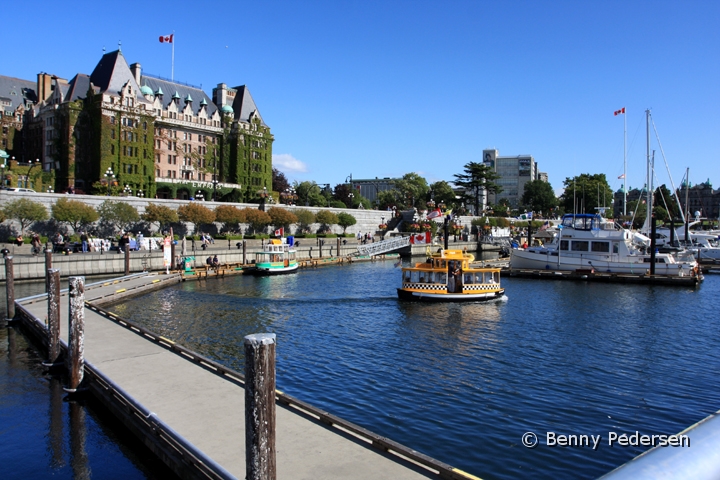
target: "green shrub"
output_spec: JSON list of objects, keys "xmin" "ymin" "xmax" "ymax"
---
[
  {"xmin": 317, "ymin": 233, "xmax": 338, "ymax": 238},
  {"xmin": 243, "ymin": 234, "xmax": 269, "ymax": 239}
]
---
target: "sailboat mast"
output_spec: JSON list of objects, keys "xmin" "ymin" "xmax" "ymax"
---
[
  {"xmin": 623, "ymin": 110, "xmax": 627, "ymax": 216},
  {"xmin": 646, "ymin": 109, "xmax": 652, "ymax": 225}
]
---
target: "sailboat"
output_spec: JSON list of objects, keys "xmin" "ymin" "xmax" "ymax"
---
[{"xmin": 509, "ymin": 110, "xmax": 701, "ymax": 278}]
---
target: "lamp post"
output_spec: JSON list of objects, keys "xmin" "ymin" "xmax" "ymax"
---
[
  {"xmin": 196, "ymin": 190, "xmax": 204, "ymax": 201},
  {"xmin": 105, "ymin": 167, "xmax": 115, "ymax": 196},
  {"xmin": 123, "ymin": 184, "xmax": 132, "ymax": 196},
  {"xmin": 137, "ymin": 189, "xmax": 144, "ymax": 198},
  {"xmin": 348, "ymin": 192, "xmax": 354, "ymax": 208},
  {"xmin": 258, "ymin": 186, "xmax": 269, "ymax": 211},
  {"xmin": 46, "ymin": 186, "xmax": 54, "ymax": 193}
]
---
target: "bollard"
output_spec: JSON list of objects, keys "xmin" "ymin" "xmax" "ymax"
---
[
  {"xmin": 45, "ymin": 269, "xmax": 62, "ymax": 366},
  {"xmin": 65, "ymin": 277, "xmax": 85, "ymax": 392},
  {"xmin": 309, "ymin": 247, "xmax": 313, "ymax": 259},
  {"xmin": 319, "ymin": 241, "xmax": 323, "ymax": 258},
  {"xmin": 330, "ymin": 246, "xmax": 333, "ymax": 257},
  {"xmin": 124, "ymin": 244, "xmax": 130, "ymax": 276},
  {"xmin": 4, "ymin": 256, "xmax": 14, "ymax": 324},
  {"xmin": 244, "ymin": 333, "xmax": 277, "ymax": 480},
  {"xmin": 45, "ymin": 249, "xmax": 53, "ymax": 292},
  {"xmin": 243, "ymin": 240, "xmax": 247, "ymax": 265},
  {"xmin": 337, "ymin": 237, "xmax": 341, "ymax": 256}
]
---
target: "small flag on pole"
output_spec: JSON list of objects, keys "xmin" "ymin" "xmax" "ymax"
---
[
  {"xmin": 618, "ymin": 173, "xmax": 625, "ymax": 179},
  {"xmin": 159, "ymin": 34, "xmax": 174, "ymax": 43},
  {"xmin": 274, "ymin": 227, "xmax": 284, "ymax": 237},
  {"xmin": 614, "ymin": 107, "xmax": 626, "ymax": 116},
  {"xmin": 410, "ymin": 232, "xmax": 431, "ymax": 245}
]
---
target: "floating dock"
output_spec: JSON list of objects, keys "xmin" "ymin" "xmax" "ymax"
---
[
  {"xmin": 14, "ymin": 272, "xmax": 477, "ymax": 480},
  {"xmin": 508, "ymin": 268, "xmax": 702, "ymax": 286}
]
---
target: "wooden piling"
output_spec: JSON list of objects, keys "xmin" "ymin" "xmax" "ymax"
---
[
  {"xmin": 46, "ymin": 269, "xmax": 61, "ymax": 365},
  {"xmin": 243, "ymin": 240, "xmax": 247, "ymax": 265},
  {"xmin": 244, "ymin": 333, "xmax": 277, "ymax": 480},
  {"xmin": 4, "ymin": 256, "xmax": 14, "ymax": 324},
  {"xmin": 45, "ymin": 248, "xmax": 53, "ymax": 292},
  {"xmin": 337, "ymin": 237, "xmax": 341, "ymax": 256},
  {"xmin": 66, "ymin": 276, "xmax": 85, "ymax": 392}
]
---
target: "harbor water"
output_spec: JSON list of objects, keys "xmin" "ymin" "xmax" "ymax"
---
[
  {"xmin": 107, "ymin": 261, "xmax": 719, "ymax": 480},
  {"xmin": 3, "ymin": 262, "xmax": 719, "ymax": 479}
]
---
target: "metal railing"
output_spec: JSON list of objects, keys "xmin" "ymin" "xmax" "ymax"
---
[{"xmin": 356, "ymin": 236, "xmax": 410, "ymax": 257}]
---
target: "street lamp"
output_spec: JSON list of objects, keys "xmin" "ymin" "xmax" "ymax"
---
[
  {"xmin": 123, "ymin": 184, "xmax": 132, "ymax": 196},
  {"xmin": 196, "ymin": 190, "xmax": 204, "ymax": 201},
  {"xmin": 348, "ymin": 192, "xmax": 354, "ymax": 208},
  {"xmin": 137, "ymin": 189, "xmax": 144, "ymax": 198},
  {"xmin": 105, "ymin": 167, "xmax": 115, "ymax": 196},
  {"xmin": 46, "ymin": 186, "xmax": 54, "ymax": 193},
  {"xmin": 257, "ymin": 186, "xmax": 269, "ymax": 211}
]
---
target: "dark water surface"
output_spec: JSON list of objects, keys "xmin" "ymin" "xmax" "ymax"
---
[
  {"xmin": 0, "ymin": 280, "xmax": 175, "ymax": 480},
  {"xmin": 105, "ymin": 261, "xmax": 720, "ymax": 480}
]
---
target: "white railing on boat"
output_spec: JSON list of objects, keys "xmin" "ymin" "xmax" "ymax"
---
[{"xmin": 356, "ymin": 236, "xmax": 410, "ymax": 257}]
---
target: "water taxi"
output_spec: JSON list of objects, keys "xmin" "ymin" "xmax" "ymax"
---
[
  {"xmin": 397, "ymin": 249, "xmax": 505, "ymax": 302},
  {"xmin": 253, "ymin": 239, "xmax": 298, "ymax": 275}
]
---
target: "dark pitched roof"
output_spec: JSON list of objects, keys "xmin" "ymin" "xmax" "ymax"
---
[
  {"xmin": 231, "ymin": 85, "xmax": 266, "ymax": 125},
  {"xmin": 0, "ymin": 75, "xmax": 37, "ymax": 113},
  {"xmin": 64, "ymin": 74, "xmax": 96, "ymax": 102},
  {"xmin": 89, "ymin": 50, "xmax": 147, "ymax": 102},
  {"xmin": 141, "ymin": 75, "xmax": 218, "ymax": 117}
]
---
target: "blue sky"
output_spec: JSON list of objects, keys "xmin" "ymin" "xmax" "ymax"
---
[{"xmin": 5, "ymin": 0, "xmax": 718, "ymax": 196}]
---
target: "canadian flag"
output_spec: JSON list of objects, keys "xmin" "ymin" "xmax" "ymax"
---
[
  {"xmin": 274, "ymin": 228, "xmax": 284, "ymax": 236},
  {"xmin": 618, "ymin": 173, "xmax": 625, "ymax": 179},
  {"xmin": 426, "ymin": 209, "xmax": 442, "ymax": 219},
  {"xmin": 410, "ymin": 232, "xmax": 431, "ymax": 245},
  {"xmin": 614, "ymin": 107, "xmax": 625, "ymax": 116},
  {"xmin": 159, "ymin": 34, "xmax": 174, "ymax": 43}
]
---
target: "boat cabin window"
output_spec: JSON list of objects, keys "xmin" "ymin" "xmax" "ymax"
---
[
  {"xmin": 613, "ymin": 243, "xmax": 619, "ymax": 253},
  {"xmin": 484, "ymin": 272, "xmax": 497, "ymax": 284},
  {"xmin": 571, "ymin": 241, "xmax": 589, "ymax": 252},
  {"xmin": 463, "ymin": 273, "xmax": 474, "ymax": 284},
  {"xmin": 561, "ymin": 215, "xmax": 600, "ymax": 231},
  {"xmin": 643, "ymin": 258, "xmax": 666, "ymax": 264},
  {"xmin": 410, "ymin": 271, "xmax": 420, "ymax": 283},
  {"xmin": 591, "ymin": 241, "xmax": 610, "ymax": 253},
  {"xmin": 434, "ymin": 272, "xmax": 447, "ymax": 284},
  {"xmin": 474, "ymin": 272, "xmax": 484, "ymax": 283},
  {"xmin": 560, "ymin": 240, "xmax": 569, "ymax": 251},
  {"xmin": 403, "ymin": 270, "xmax": 412, "ymax": 282}
]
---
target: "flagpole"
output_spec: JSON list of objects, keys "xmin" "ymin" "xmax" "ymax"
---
[
  {"xmin": 171, "ymin": 31, "xmax": 175, "ymax": 81},
  {"xmin": 623, "ymin": 108, "xmax": 627, "ymax": 216}
]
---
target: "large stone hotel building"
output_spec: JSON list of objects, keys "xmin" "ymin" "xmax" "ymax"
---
[{"xmin": 0, "ymin": 49, "xmax": 272, "ymax": 200}]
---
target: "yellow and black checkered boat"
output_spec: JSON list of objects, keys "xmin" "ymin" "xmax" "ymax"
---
[{"xmin": 397, "ymin": 249, "xmax": 505, "ymax": 302}]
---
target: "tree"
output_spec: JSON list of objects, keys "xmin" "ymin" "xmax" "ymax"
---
[
  {"xmin": 521, "ymin": 180, "xmax": 558, "ymax": 217},
  {"xmin": 393, "ymin": 173, "xmax": 429, "ymax": 210},
  {"xmin": 97, "ymin": 200, "xmax": 139, "ymax": 234},
  {"xmin": 51, "ymin": 198, "xmax": 99, "ymax": 232},
  {"xmin": 428, "ymin": 181, "xmax": 457, "ymax": 210},
  {"xmin": 654, "ymin": 184, "xmax": 680, "ymax": 220},
  {"xmin": 453, "ymin": 162, "xmax": 502, "ymax": 215},
  {"xmin": 560, "ymin": 174, "xmax": 613, "ymax": 216},
  {"xmin": 333, "ymin": 183, "xmax": 355, "ymax": 208},
  {"xmin": 242, "ymin": 208, "xmax": 271, "ymax": 234},
  {"xmin": 178, "ymin": 203, "xmax": 215, "ymax": 234},
  {"xmin": 267, "ymin": 207, "xmax": 298, "ymax": 231},
  {"xmin": 315, "ymin": 210, "xmax": 339, "ymax": 233},
  {"xmin": 3, "ymin": 198, "xmax": 48, "ymax": 234},
  {"xmin": 214, "ymin": 205, "xmax": 245, "ymax": 233},
  {"xmin": 295, "ymin": 181, "xmax": 328, "ymax": 207},
  {"xmin": 295, "ymin": 209, "xmax": 315, "ymax": 233},
  {"xmin": 141, "ymin": 203, "xmax": 178, "ymax": 232},
  {"xmin": 337, "ymin": 212, "xmax": 357, "ymax": 233},
  {"xmin": 272, "ymin": 168, "xmax": 290, "ymax": 193}
]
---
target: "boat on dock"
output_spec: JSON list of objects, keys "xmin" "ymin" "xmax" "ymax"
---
[
  {"xmin": 510, "ymin": 214, "xmax": 701, "ymax": 278},
  {"xmin": 397, "ymin": 249, "xmax": 505, "ymax": 302},
  {"xmin": 253, "ymin": 239, "xmax": 298, "ymax": 275}
]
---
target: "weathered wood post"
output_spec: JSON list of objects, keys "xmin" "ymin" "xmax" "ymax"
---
[
  {"xmin": 45, "ymin": 269, "xmax": 61, "ymax": 366},
  {"xmin": 65, "ymin": 276, "xmax": 85, "ymax": 392},
  {"xmin": 4, "ymin": 256, "xmax": 14, "ymax": 325},
  {"xmin": 337, "ymin": 237, "xmax": 341, "ymax": 257},
  {"xmin": 243, "ymin": 240, "xmax": 247, "ymax": 265},
  {"xmin": 244, "ymin": 333, "xmax": 276, "ymax": 480},
  {"xmin": 319, "ymin": 240, "xmax": 323, "ymax": 258},
  {"xmin": 45, "ymin": 248, "xmax": 53, "ymax": 292},
  {"xmin": 124, "ymin": 243, "xmax": 130, "ymax": 276}
]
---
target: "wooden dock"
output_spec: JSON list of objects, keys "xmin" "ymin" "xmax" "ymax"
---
[
  {"xmin": 507, "ymin": 268, "xmax": 702, "ymax": 285},
  {"xmin": 14, "ymin": 272, "xmax": 477, "ymax": 480}
]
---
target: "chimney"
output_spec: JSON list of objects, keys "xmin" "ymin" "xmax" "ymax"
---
[
  {"xmin": 37, "ymin": 73, "xmax": 53, "ymax": 103},
  {"xmin": 130, "ymin": 63, "xmax": 142, "ymax": 85}
]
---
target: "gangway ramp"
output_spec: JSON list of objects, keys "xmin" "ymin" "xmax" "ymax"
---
[{"xmin": 355, "ymin": 236, "xmax": 410, "ymax": 257}]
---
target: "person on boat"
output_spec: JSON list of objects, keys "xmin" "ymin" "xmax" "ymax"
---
[{"xmin": 451, "ymin": 262, "xmax": 463, "ymax": 293}]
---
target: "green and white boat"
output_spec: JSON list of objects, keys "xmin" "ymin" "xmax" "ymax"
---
[{"xmin": 253, "ymin": 239, "xmax": 299, "ymax": 275}]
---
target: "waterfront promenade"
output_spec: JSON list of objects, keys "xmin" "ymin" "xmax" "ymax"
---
[{"xmin": 14, "ymin": 273, "xmax": 476, "ymax": 479}]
